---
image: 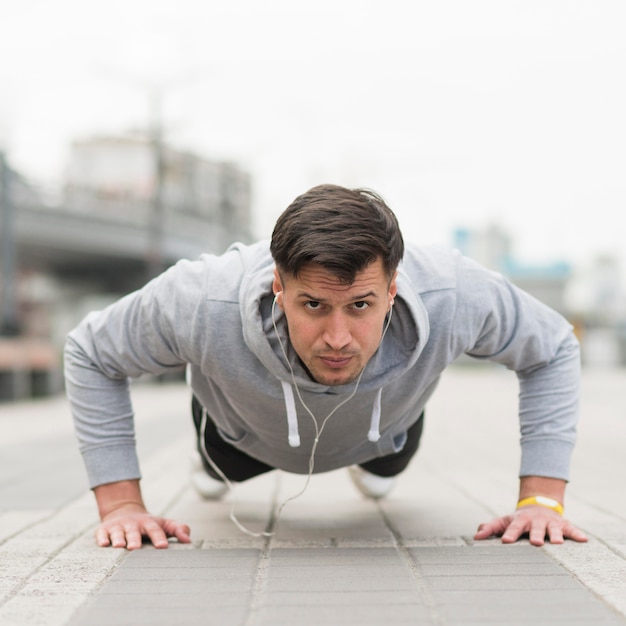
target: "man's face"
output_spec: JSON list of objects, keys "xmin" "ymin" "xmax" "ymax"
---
[{"xmin": 273, "ymin": 259, "xmax": 397, "ymax": 386}]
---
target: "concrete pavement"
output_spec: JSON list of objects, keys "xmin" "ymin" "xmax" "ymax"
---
[{"xmin": 1, "ymin": 367, "xmax": 625, "ymax": 625}]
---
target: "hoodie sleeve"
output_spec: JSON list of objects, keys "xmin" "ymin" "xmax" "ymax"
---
[
  {"xmin": 453, "ymin": 256, "xmax": 580, "ymax": 481},
  {"xmin": 64, "ymin": 259, "xmax": 206, "ymax": 488}
]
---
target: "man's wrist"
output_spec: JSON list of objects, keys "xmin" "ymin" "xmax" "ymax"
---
[
  {"xmin": 516, "ymin": 495, "xmax": 564, "ymax": 515},
  {"xmin": 94, "ymin": 479, "xmax": 146, "ymax": 519},
  {"xmin": 517, "ymin": 476, "xmax": 566, "ymax": 516}
]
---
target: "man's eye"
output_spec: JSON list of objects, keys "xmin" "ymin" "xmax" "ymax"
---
[
  {"xmin": 305, "ymin": 301, "xmax": 321, "ymax": 310},
  {"xmin": 353, "ymin": 301, "xmax": 369, "ymax": 310}
]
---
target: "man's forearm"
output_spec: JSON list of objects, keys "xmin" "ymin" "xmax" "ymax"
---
[
  {"xmin": 517, "ymin": 333, "xmax": 580, "ymax": 481},
  {"xmin": 94, "ymin": 479, "xmax": 146, "ymax": 520}
]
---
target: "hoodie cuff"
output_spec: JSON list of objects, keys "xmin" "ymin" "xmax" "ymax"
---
[
  {"xmin": 519, "ymin": 438, "xmax": 575, "ymax": 482},
  {"xmin": 81, "ymin": 443, "xmax": 141, "ymax": 489}
]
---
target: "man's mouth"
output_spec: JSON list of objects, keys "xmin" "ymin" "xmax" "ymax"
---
[{"xmin": 319, "ymin": 355, "xmax": 353, "ymax": 369}]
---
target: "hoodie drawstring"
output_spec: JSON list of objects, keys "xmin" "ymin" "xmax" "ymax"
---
[
  {"xmin": 281, "ymin": 380, "xmax": 301, "ymax": 447},
  {"xmin": 368, "ymin": 388, "xmax": 382, "ymax": 442},
  {"xmin": 281, "ymin": 381, "xmax": 382, "ymax": 447}
]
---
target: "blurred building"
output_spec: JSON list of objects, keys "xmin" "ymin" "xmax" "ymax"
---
[
  {"xmin": 453, "ymin": 224, "xmax": 572, "ymax": 314},
  {"xmin": 565, "ymin": 254, "xmax": 626, "ymax": 367},
  {"xmin": 64, "ymin": 134, "xmax": 252, "ymax": 244},
  {"xmin": 453, "ymin": 224, "xmax": 513, "ymax": 274},
  {"xmin": 1, "ymin": 139, "xmax": 253, "ymax": 400},
  {"xmin": 1, "ymin": 157, "xmax": 61, "ymax": 398}
]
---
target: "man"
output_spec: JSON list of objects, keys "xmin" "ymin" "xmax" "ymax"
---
[{"xmin": 64, "ymin": 184, "xmax": 588, "ymax": 550}]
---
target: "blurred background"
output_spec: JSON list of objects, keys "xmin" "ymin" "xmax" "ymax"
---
[{"xmin": 1, "ymin": 0, "xmax": 625, "ymax": 400}]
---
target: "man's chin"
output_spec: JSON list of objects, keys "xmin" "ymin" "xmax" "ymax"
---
[{"xmin": 309, "ymin": 367, "xmax": 362, "ymax": 387}]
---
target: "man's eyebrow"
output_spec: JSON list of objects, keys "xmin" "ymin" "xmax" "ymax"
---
[{"xmin": 296, "ymin": 290, "xmax": 379, "ymax": 301}]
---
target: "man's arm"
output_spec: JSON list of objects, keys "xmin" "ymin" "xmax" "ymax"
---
[
  {"xmin": 64, "ymin": 263, "xmax": 204, "ymax": 548},
  {"xmin": 94, "ymin": 479, "xmax": 192, "ymax": 550},
  {"xmin": 451, "ymin": 259, "xmax": 585, "ymax": 544},
  {"xmin": 474, "ymin": 476, "xmax": 588, "ymax": 545}
]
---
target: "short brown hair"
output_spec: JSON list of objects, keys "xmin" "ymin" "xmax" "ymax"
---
[{"xmin": 270, "ymin": 184, "xmax": 404, "ymax": 284}]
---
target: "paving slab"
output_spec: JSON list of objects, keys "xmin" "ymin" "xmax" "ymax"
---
[{"xmin": 0, "ymin": 368, "xmax": 625, "ymax": 625}]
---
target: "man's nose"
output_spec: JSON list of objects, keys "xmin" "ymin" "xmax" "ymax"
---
[{"xmin": 322, "ymin": 312, "xmax": 352, "ymax": 350}]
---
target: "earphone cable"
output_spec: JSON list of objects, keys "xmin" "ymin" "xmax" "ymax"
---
[{"xmin": 197, "ymin": 295, "xmax": 393, "ymax": 538}]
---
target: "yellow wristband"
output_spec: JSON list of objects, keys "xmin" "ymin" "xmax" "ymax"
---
[{"xmin": 517, "ymin": 496, "xmax": 564, "ymax": 515}]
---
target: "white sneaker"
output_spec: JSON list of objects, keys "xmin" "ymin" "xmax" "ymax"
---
[
  {"xmin": 348, "ymin": 465, "xmax": 397, "ymax": 499},
  {"xmin": 190, "ymin": 453, "xmax": 229, "ymax": 500}
]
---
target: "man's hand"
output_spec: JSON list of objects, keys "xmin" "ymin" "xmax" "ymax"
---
[
  {"xmin": 474, "ymin": 505, "xmax": 588, "ymax": 546},
  {"xmin": 93, "ymin": 479, "xmax": 191, "ymax": 550},
  {"xmin": 96, "ymin": 503, "xmax": 192, "ymax": 550},
  {"xmin": 474, "ymin": 475, "xmax": 588, "ymax": 545}
]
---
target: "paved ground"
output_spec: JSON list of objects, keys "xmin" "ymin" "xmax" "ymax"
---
[{"xmin": 1, "ymin": 366, "xmax": 625, "ymax": 625}]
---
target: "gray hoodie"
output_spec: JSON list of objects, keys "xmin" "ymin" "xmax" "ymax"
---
[{"xmin": 64, "ymin": 241, "xmax": 580, "ymax": 489}]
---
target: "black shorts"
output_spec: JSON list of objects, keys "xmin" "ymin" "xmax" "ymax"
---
[{"xmin": 191, "ymin": 395, "xmax": 424, "ymax": 482}]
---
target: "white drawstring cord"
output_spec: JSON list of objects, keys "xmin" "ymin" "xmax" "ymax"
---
[
  {"xmin": 368, "ymin": 388, "xmax": 383, "ymax": 442},
  {"xmin": 281, "ymin": 380, "xmax": 301, "ymax": 447}
]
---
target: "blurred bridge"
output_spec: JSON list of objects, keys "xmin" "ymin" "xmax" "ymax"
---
[
  {"xmin": 2, "ymin": 142, "xmax": 252, "ymax": 294},
  {"xmin": 13, "ymin": 200, "xmax": 240, "ymax": 292}
]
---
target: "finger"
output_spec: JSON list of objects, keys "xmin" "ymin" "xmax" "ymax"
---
[
  {"xmin": 110, "ymin": 526, "xmax": 132, "ymax": 549},
  {"xmin": 162, "ymin": 519, "xmax": 192, "ymax": 544},
  {"xmin": 123, "ymin": 525, "xmax": 146, "ymax": 551},
  {"xmin": 142, "ymin": 519, "xmax": 170, "ymax": 549},
  {"xmin": 474, "ymin": 516, "xmax": 512, "ymax": 540},
  {"xmin": 546, "ymin": 522, "xmax": 564, "ymax": 545},
  {"xmin": 501, "ymin": 517, "xmax": 530, "ymax": 544},
  {"xmin": 99, "ymin": 522, "xmax": 131, "ymax": 549},
  {"xmin": 528, "ymin": 522, "xmax": 548, "ymax": 546},
  {"xmin": 171, "ymin": 524, "xmax": 192, "ymax": 544},
  {"xmin": 95, "ymin": 526, "xmax": 112, "ymax": 547},
  {"xmin": 562, "ymin": 522, "xmax": 589, "ymax": 543},
  {"xmin": 474, "ymin": 522, "xmax": 499, "ymax": 540}
]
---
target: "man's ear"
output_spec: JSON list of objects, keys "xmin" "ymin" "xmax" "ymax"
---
[
  {"xmin": 388, "ymin": 271, "xmax": 398, "ymax": 305},
  {"xmin": 272, "ymin": 268, "xmax": 284, "ymax": 307}
]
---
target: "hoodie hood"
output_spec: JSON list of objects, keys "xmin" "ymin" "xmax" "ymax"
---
[{"xmin": 238, "ymin": 245, "xmax": 430, "ymax": 448}]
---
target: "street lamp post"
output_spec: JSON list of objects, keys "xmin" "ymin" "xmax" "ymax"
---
[{"xmin": 146, "ymin": 88, "xmax": 165, "ymax": 280}]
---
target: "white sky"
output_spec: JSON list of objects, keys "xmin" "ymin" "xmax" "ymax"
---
[{"xmin": 1, "ymin": 0, "xmax": 626, "ymax": 275}]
